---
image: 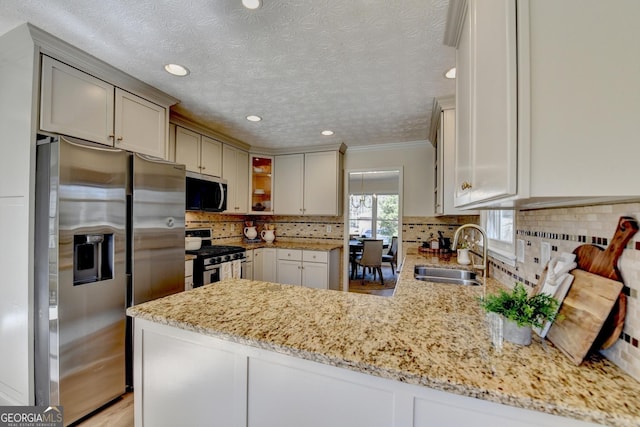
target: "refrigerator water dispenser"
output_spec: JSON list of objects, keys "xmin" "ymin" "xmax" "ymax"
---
[{"xmin": 73, "ymin": 233, "xmax": 113, "ymax": 285}]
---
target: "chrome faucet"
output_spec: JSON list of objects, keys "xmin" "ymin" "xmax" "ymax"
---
[{"xmin": 452, "ymin": 224, "xmax": 488, "ymax": 283}]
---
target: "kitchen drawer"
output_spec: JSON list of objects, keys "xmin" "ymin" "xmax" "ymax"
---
[
  {"xmin": 277, "ymin": 248, "xmax": 302, "ymax": 261},
  {"xmin": 302, "ymin": 250, "xmax": 327, "ymax": 263},
  {"xmin": 245, "ymin": 249, "xmax": 254, "ymax": 262}
]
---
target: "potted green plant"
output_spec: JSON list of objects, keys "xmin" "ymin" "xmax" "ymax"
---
[{"xmin": 480, "ymin": 283, "xmax": 560, "ymax": 345}]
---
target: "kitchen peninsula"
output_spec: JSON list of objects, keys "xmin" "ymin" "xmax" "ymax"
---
[{"xmin": 127, "ymin": 253, "xmax": 640, "ymax": 427}]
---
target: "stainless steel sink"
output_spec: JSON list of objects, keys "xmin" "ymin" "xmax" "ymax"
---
[{"xmin": 413, "ymin": 266, "xmax": 482, "ymax": 286}]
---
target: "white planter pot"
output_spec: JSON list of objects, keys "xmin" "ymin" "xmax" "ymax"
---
[
  {"xmin": 503, "ymin": 318, "xmax": 532, "ymax": 346},
  {"xmin": 457, "ymin": 248, "xmax": 471, "ymax": 265}
]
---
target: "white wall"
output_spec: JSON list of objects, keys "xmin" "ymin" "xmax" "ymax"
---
[
  {"xmin": 0, "ymin": 25, "xmax": 38, "ymax": 405},
  {"xmin": 344, "ymin": 141, "xmax": 434, "ymax": 217}
]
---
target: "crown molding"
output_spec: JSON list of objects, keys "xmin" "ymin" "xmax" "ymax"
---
[
  {"xmin": 346, "ymin": 140, "xmax": 429, "ymax": 153},
  {"xmin": 443, "ymin": 0, "xmax": 468, "ymax": 47},
  {"xmin": 428, "ymin": 94, "xmax": 455, "ymax": 147},
  {"xmin": 251, "ymin": 142, "xmax": 347, "ymax": 156},
  {"xmin": 170, "ymin": 112, "xmax": 251, "ymax": 151}
]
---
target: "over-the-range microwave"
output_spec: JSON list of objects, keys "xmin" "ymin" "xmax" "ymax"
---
[{"xmin": 185, "ymin": 171, "xmax": 227, "ymax": 212}]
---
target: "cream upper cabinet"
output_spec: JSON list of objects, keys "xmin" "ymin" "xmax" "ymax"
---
[
  {"xmin": 430, "ymin": 96, "xmax": 476, "ymax": 215},
  {"xmin": 249, "ymin": 155, "xmax": 274, "ymax": 214},
  {"xmin": 303, "ymin": 151, "xmax": 342, "ymax": 216},
  {"xmin": 451, "ymin": 0, "xmax": 517, "ymax": 208},
  {"xmin": 40, "ymin": 55, "xmax": 114, "ymax": 146},
  {"xmin": 201, "ymin": 136, "xmax": 223, "ymax": 177},
  {"xmin": 175, "ymin": 126, "xmax": 222, "ymax": 176},
  {"xmin": 114, "ymin": 88, "xmax": 166, "ymax": 158},
  {"xmin": 447, "ymin": 0, "xmax": 640, "ymax": 209},
  {"xmin": 222, "ymin": 145, "xmax": 249, "ymax": 214},
  {"xmin": 40, "ymin": 56, "xmax": 169, "ymax": 159},
  {"xmin": 274, "ymin": 150, "xmax": 343, "ymax": 216},
  {"xmin": 175, "ymin": 127, "xmax": 200, "ymax": 171},
  {"xmin": 273, "ymin": 154, "xmax": 304, "ymax": 215}
]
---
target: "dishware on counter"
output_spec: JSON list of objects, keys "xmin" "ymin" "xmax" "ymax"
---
[
  {"xmin": 261, "ymin": 229, "xmax": 275, "ymax": 243},
  {"xmin": 244, "ymin": 226, "xmax": 258, "ymax": 240},
  {"xmin": 185, "ymin": 236, "xmax": 202, "ymax": 250}
]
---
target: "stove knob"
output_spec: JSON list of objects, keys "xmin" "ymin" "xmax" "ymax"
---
[{"xmin": 223, "ymin": 255, "xmax": 230, "ymax": 262}]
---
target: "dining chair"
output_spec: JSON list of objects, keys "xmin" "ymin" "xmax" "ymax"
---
[
  {"xmin": 382, "ymin": 236, "xmax": 398, "ymax": 275},
  {"xmin": 354, "ymin": 239, "xmax": 384, "ymax": 285}
]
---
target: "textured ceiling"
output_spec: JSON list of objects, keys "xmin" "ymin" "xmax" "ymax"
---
[{"xmin": 0, "ymin": 0, "xmax": 455, "ymax": 149}]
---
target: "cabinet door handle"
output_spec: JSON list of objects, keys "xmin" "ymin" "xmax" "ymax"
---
[
  {"xmin": 461, "ymin": 181, "xmax": 472, "ymax": 190},
  {"xmin": 108, "ymin": 134, "xmax": 115, "ymax": 139},
  {"xmin": 201, "ymin": 166, "xmax": 206, "ymax": 170}
]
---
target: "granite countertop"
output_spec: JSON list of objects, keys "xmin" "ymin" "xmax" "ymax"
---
[
  {"xmin": 238, "ymin": 240, "xmax": 343, "ymax": 251},
  {"xmin": 128, "ymin": 251, "xmax": 640, "ymax": 427}
]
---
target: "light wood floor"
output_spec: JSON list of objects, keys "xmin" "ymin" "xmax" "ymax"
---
[{"xmin": 74, "ymin": 392, "xmax": 133, "ymax": 427}]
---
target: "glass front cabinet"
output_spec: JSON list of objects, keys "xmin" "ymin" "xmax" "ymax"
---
[{"xmin": 249, "ymin": 154, "xmax": 273, "ymax": 214}]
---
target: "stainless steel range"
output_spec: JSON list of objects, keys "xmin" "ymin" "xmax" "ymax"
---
[{"xmin": 186, "ymin": 229, "xmax": 246, "ymax": 287}]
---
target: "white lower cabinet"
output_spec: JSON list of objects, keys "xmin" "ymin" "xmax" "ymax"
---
[
  {"xmin": 248, "ymin": 358, "xmax": 393, "ymax": 427},
  {"xmin": 136, "ymin": 325, "xmax": 246, "ymax": 427},
  {"xmin": 276, "ymin": 248, "xmax": 339, "ymax": 290},
  {"xmin": 243, "ymin": 249, "xmax": 253, "ymax": 280},
  {"xmin": 134, "ymin": 319, "xmax": 603, "ymax": 427},
  {"xmin": 253, "ymin": 247, "xmax": 276, "ymax": 283},
  {"xmin": 185, "ymin": 259, "xmax": 193, "ymax": 290}
]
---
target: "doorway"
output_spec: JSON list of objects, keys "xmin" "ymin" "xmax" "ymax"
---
[{"xmin": 343, "ymin": 169, "xmax": 402, "ymax": 292}]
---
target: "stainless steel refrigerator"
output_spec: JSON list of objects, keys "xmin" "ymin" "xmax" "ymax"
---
[{"xmin": 34, "ymin": 136, "xmax": 185, "ymax": 425}]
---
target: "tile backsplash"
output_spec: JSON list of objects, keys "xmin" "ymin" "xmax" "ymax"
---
[
  {"xmin": 185, "ymin": 211, "xmax": 344, "ymax": 244},
  {"xmin": 489, "ymin": 203, "xmax": 640, "ymax": 381}
]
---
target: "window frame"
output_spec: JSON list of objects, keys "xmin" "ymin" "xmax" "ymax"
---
[{"xmin": 480, "ymin": 209, "xmax": 517, "ymax": 266}]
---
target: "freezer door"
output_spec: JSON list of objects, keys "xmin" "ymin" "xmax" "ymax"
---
[
  {"xmin": 35, "ymin": 137, "xmax": 127, "ymax": 424},
  {"xmin": 131, "ymin": 154, "xmax": 186, "ymax": 305}
]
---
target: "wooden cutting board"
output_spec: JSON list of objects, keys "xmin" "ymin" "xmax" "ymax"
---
[
  {"xmin": 547, "ymin": 269, "xmax": 623, "ymax": 365},
  {"xmin": 573, "ymin": 216, "xmax": 638, "ymax": 349}
]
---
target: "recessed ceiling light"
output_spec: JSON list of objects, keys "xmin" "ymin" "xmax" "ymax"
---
[
  {"xmin": 444, "ymin": 67, "xmax": 456, "ymax": 79},
  {"xmin": 246, "ymin": 115, "xmax": 262, "ymax": 122},
  {"xmin": 321, "ymin": 130, "xmax": 334, "ymax": 136},
  {"xmin": 242, "ymin": 0, "xmax": 262, "ymax": 9},
  {"xmin": 164, "ymin": 63, "xmax": 190, "ymax": 77}
]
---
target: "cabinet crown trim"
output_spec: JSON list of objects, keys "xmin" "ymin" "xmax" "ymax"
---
[
  {"xmin": 444, "ymin": 0, "xmax": 468, "ymax": 47},
  {"xmin": 26, "ymin": 23, "xmax": 178, "ymax": 108},
  {"xmin": 171, "ymin": 112, "xmax": 251, "ymax": 151},
  {"xmin": 429, "ymin": 95, "xmax": 455, "ymax": 146},
  {"xmin": 251, "ymin": 142, "xmax": 347, "ymax": 156}
]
